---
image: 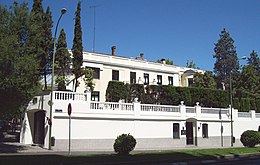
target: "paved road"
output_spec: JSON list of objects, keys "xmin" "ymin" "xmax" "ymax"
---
[{"xmin": 212, "ymin": 158, "xmax": 260, "ymax": 165}]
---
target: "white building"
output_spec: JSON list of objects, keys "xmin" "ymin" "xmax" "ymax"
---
[
  {"xmin": 19, "ymin": 49, "xmax": 260, "ymax": 151},
  {"xmin": 67, "ymin": 47, "xmax": 204, "ymax": 102}
]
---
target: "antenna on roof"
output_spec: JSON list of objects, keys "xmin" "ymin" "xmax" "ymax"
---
[{"xmin": 90, "ymin": 5, "xmax": 101, "ymax": 53}]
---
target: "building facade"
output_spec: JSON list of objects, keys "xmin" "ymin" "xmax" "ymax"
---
[
  {"xmin": 20, "ymin": 49, "xmax": 260, "ymax": 151},
  {"xmin": 66, "ymin": 48, "xmax": 204, "ymax": 102}
]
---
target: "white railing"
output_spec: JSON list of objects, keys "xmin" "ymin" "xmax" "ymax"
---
[
  {"xmin": 201, "ymin": 108, "xmax": 229, "ymax": 114},
  {"xmin": 186, "ymin": 106, "xmax": 196, "ymax": 113},
  {"xmin": 54, "ymin": 91, "xmax": 87, "ymax": 101},
  {"xmin": 90, "ymin": 102, "xmax": 133, "ymax": 111},
  {"xmin": 238, "ymin": 112, "xmax": 251, "ymax": 118},
  {"xmin": 256, "ymin": 113, "xmax": 260, "ymax": 118},
  {"xmin": 141, "ymin": 104, "xmax": 180, "ymax": 112}
]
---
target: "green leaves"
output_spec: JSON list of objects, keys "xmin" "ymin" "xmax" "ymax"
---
[
  {"xmin": 213, "ymin": 28, "xmax": 239, "ymax": 87},
  {"xmin": 72, "ymin": 1, "xmax": 83, "ymax": 92},
  {"xmin": 0, "ymin": 2, "xmax": 41, "ymax": 118}
]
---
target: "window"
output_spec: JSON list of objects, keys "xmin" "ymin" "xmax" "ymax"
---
[
  {"xmin": 144, "ymin": 73, "xmax": 149, "ymax": 85},
  {"xmin": 157, "ymin": 75, "xmax": 162, "ymax": 85},
  {"xmin": 188, "ymin": 78, "xmax": 193, "ymax": 86},
  {"xmin": 202, "ymin": 124, "xmax": 208, "ymax": 138},
  {"xmin": 91, "ymin": 91, "xmax": 100, "ymax": 101},
  {"xmin": 168, "ymin": 76, "xmax": 173, "ymax": 85},
  {"xmin": 86, "ymin": 67, "xmax": 100, "ymax": 79},
  {"xmin": 258, "ymin": 126, "xmax": 260, "ymax": 132},
  {"xmin": 130, "ymin": 72, "xmax": 136, "ymax": 84},
  {"xmin": 173, "ymin": 123, "xmax": 180, "ymax": 139},
  {"xmin": 112, "ymin": 70, "xmax": 119, "ymax": 81}
]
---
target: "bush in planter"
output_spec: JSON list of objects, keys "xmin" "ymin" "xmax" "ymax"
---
[
  {"xmin": 240, "ymin": 130, "xmax": 260, "ymax": 147},
  {"xmin": 113, "ymin": 133, "xmax": 136, "ymax": 155}
]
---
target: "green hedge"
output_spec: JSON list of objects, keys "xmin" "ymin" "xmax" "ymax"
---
[
  {"xmin": 106, "ymin": 81, "xmax": 129, "ymax": 102},
  {"xmin": 233, "ymin": 98, "xmax": 258, "ymax": 112},
  {"xmin": 106, "ymin": 81, "xmax": 229, "ymax": 107}
]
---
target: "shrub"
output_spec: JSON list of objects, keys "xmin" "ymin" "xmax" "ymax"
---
[
  {"xmin": 106, "ymin": 81, "xmax": 129, "ymax": 102},
  {"xmin": 240, "ymin": 98, "xmax": 250, "ymax": 112},
  {"xmin": 113, "ymin": 133, "xmax": 136, "ymax": 155},
  {"xmin": 240, "ymin": 130, "xmax": 260, "ymax": 147}
]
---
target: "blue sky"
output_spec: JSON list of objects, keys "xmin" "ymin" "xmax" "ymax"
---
[{"xmin": 2, "ymin": 0, "xmax": 260, "ymax": 71}]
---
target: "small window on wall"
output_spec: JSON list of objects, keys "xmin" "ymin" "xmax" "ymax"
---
[
  {"xmin": 91, "ymin": 91, "xmax": 100, "ymax": 101},
  {"xmin": 157, "ymin": 75, "xmax": 162, "ymax": 85},
  {"xmin": 112, "ymin": 70, "xmax": 119, "ymax": 81},
  {"xmin": 173, "ymin": 123, "xmax": 180, "ymax": 139},
  {"xmin": 144, "ymin": 73, "xmax": 149, "ymax": 85},
  {"xmin": 202, "ymin": 124, "xmax": 208, "ymax": 138},
  {"xmin": 168, "ymin": 76, "xmax": 173, "ymax": 85},
  {"xmin": 258, "ymin": 126, "xmax": 260, "ymax": 132},
  {"xmin": 86, "ymin": 67, "xmax": 100, "ymax": 79},
  {"xmin": 130, "ymin": 72, "xmax": 136, "ymax": 84},
  {"xmin": 188, "ymin": 78, "xmax": 193, "ymax": 86}
]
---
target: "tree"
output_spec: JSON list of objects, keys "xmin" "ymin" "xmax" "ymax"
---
[
  {"xmin": 0, "ymin": 2, "xmax": 40, "ymax": 118},
  {"xmin": 235, "ymin": 50, "xmax": 260, "ymax": 99},
  {"xmin": 83, "ymin": 68, "xmax": 95, "ymax": 92},
  {"xmin": 213, "ymin": 28, "xmax": 239, "ymax": 88},
  {"xmin": 247, "ymin": 50, "xmax": 260, "ymax": 75},
  {"xmin": 42, "ymin": 6, "xmax": 53, "ymax": 89},
  {"xmin": 156, "ymin": 58, "xmax": 174, "ymax": 65},
  {"xmin": 55, "ymin": 28, "xmax": 71, "ymax": 90},
  {"xmin": 27, "ymin": 0, "xmax": 46, "ymax": 85},
  {"xmin": 191, "ymin": 71, "xmax": 216, "ymax": 89},
  {"xmin": 72, "ymin": 1, "xmax": 83, "ymax": 92},
  {"xmin": 186, "ymin": 60, "xmax": 199, "ymax": 69}
]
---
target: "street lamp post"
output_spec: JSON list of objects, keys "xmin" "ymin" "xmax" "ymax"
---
[
  {"xmin": 49, "ymin": 8, "xmax": 67, "ymax": 150},
  {"xmin": 230, "ymin": 56, "xmax": 246, "ymax": 147}
]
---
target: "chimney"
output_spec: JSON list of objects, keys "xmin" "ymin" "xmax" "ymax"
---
[
  {"xmin": 111, "ymin": 46, "xmax": 116, "ymax": 56},
  {"xmin": 140, "ymin": 53, "xmax": 144, "ymax": 60},
  {"xmin": 161, "ymin": 58, "xmax": 166, "ymax": 64}
]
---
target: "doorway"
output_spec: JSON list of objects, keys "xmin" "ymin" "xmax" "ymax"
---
[
  {"xmin": 186, "ymin": 122, "xmax": 194, "ymax": 145},
  {"xmin": 33, "ymin": 111, "xmax": 45, "ymax": 145}
]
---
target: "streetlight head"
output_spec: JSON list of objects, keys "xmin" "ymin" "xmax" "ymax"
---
[
  {"xmin": 240, "ymin": 56, "xmax": 247, "ymax": 60},
  {"xmin": 61, "ymin": 8, "xmax": 67, "ymax": 15}
]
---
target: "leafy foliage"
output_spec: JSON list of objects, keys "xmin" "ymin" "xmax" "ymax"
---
[
  {"xmin": 113, "ymin": 133, "xmax": 136, "ymax": 155},
  {"xmin": 72, "ymin": 1, "xmax": 83, "ymax": 92},
  {"xmin": 106, "ymin": 81, "xmax": 129, "ymax": 102},
  {"xmin": 186, "ymin": 60, "xmax": 199, "ymax": 69},
  {"xmin": 55, "ymin": 28, "xmax": 71, "ymax": 90},
  {"xmin": 191, "ymin": 71, "xmax": 216, "ymax": 89},
  {"xmin": 240, "ymin": 130, "xmax": 260, "ymax": 147},
  {"xmin": 83, "ymin": 68, "xmax": 95, "ymax": 91},
  {"xmin": 42, "ymin": 6, "xmax": 53, "ymax": 89},
  {"xmin": 213, "ymin": 28, "xmax": 239, "ymax": 88},
  {"xmin": 106, "ymin": 81, "xmax": 228, "ymax": 107},
  {"xmin": 0, "ymin": 2, "xmax": 41, "ymax": 118},
  {"xmin": 156, "ymin": 58, "xmax": 174, "ymax": 65}
]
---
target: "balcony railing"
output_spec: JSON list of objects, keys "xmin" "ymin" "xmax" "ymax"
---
[
  {"xmin": 141, "ymin": 104, "xmax": 180, "ymax": 112},
  {"xmin": 238, "ymin": 112, "xmax": 251, "ymax": 118},
  {"xmin": 90, "ymin": 101, "xmax": 133, "ymax": 111},
  {"xmin": 54, "ymin": 91, "xmax": 87, "ymax": 101},
  {"xmin": 201, "ymin": 108, "xmax": 229, "ymax": 114}
]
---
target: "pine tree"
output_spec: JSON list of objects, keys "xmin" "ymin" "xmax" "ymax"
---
[
  {"xmin": 248, "ymin": 50, "xmax": 260, "ymax": 75},
  {"xmin": 42, "ymin": 6, "xmax": 53, "ymax": 89},
  {"xmin": 213, "ymin": 28, "xmax": 239, "ymax": 88},
  {"xmin": 28, "ymin": 0, "xmax": 46, "ymax": 86},
  {"xmin": 236, "ymin": 50, "xmax": 260, "ymax": 98},
  {"xmin": 55, "ymin": 28, "xmax": 71, "ymax": 90},
  {"xmin": 72, "ymin": 1, "xmax": 83, "ymax": 92}
]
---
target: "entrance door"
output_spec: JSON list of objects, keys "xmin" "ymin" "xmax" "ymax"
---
[
  {"xmin": 33, "ymin": 111, "xmax": 45, "ymax": 145},
  {"xmin": 186, "ymin": 122, "xmax": 194, "ymax": 145}
]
